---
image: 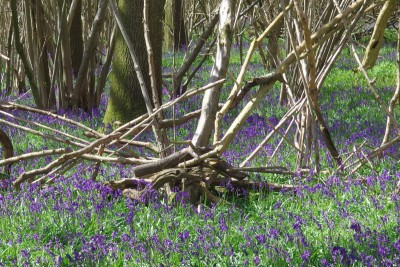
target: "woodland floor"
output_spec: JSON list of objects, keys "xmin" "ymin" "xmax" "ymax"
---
[{"xmin": 0, "ymin": 43, "xmax": 399, "ymax": 266}]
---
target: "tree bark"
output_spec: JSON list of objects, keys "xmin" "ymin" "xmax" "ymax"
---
[
  {"xmin": 173, "ymin": 0, "xmax": 187, "ymax": 49},
  {"xmin": 362, "ymin": 0, "xmax": 397, "ymax": 69},
  {"xmin": 164, "ymin": 0, "xmax": 173, "ymax": 49},
  {"xmin": 0, "ymin": 129, "xmax": 13, "ymax": 174},
  {"xmin": 69, "ymin": 0, "xmax": 84, "ymax": 78},
  {"xmin": 58, "ymin": 0, "xmax": 74, "ymax": 109},
  {"xmin": 73, "ymin": 0, "xmax": 107, "ymax": 109},
  {"xmin": 192, "ymin": 0, "xmax": 234, "ymax": 147},
  {"xmin": 382, "ymin": 16, "xmax": 400, "ymax": 146},
  {"xmin": 95, "ymin": 26, "xmax": 116, "ymax": 107},
  {"xmin": 164, "ymin": 0, "xmax": 187, "ymax": 50},
  {"xmin": 5, "ymin": 22, "xmax": 13, "ymax": 94},
  {"xmin": 104, "ymin": 0, "xmax": 164, "ymax": 124},
  {"xmin": 34, "ymin": 0, "xmax": 55, "ymax": 108},
  {"xmin": 10, "ymin": 0, "xmax": 42, "ymax": 107}
]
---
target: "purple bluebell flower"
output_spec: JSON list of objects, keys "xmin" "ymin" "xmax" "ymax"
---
[
  {"xmin": 178, "ymin": 230, "xmax": 189, "ymax": 242},
  {"xmin": 254, "ymin": 256, "xmax": 260, "ymax": 266},
  {"xmin": 350, "ymin": 220, "xmax": 361, "ymax": 233},
  {"xmin": 393, "ymin": 238, "xmax": 400, "ymax": 253},
  {"xmin": 218, "ymin": 216, "xmax": 228, "ymax": 232},
  {"xmin": 255, "ymin": 234, "xmax": 266, "ymax": 244},
  {"xmin": 301, "ymin": 250, "xmax": 310, "ymax": 262}
]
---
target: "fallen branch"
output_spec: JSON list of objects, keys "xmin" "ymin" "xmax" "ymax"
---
[
  {"xmin": 0, "ymin": 148, "xmax": 71, "ymax": 167},
  {"xmin": 131, "ymin": 148, "xmax": 192, "ymax": 178},
  {"xmin": 0, "ymin": 102, "xmax": 102, "ymax": 138},
  {"xmin": 13, "ymin": 133, "xmax": 122, "ymax": 189},
  {"xmin": 84, "ymin": 131, "xmax": 159, "ymax": 153},
  {"xmin": 349, "ymin": 135, "xmax": 400, "ymax": 175}
]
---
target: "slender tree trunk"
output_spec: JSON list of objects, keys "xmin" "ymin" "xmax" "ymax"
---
[
  {"xmin": 36, "ymin": 0, "xmax": 55, "ymax": 108},
  {"xmin": 5, "ymin": 22, "xmax": 13, "ymax": 94},
  {"xmin": 57, "ymin": 0, "xmax": 74, "ymax": 109},
  {"xmin": 173, "ymin": 14, "xmax": 219, "ymax": 96},
  {"xmin": 164, "ymin": 0, "xmax": 173, "ymax": 49},
  {"xmin": 10, "ymin": 0, "xmax": 42, "ymax": 107},
  {"xmin": 192, "ymin": 0, "xmax": 235, "ymax": 147},
  {"xmin": 69, "ymin": 0, "xmax": 83, "ymax": 78},
  {"xmin": 23, "ymin": 0, "xmax": 34, "ymax": 73},
  {"xmin": 73, "ymin": 0, "xmax": 107, "ymax": 109},
  {"xmin": 95, "ymin": 26, "xmax": 116, "ymax": 107},
  {"xmin": 164, "ymin": 0, "xmax": 187, "ymax": 50},
  {"xmin": 173, "ymin": 0, "xmax": 187, "ymax": 49},
  {"xmin": 382, "ymin": 16, "xmax": 400, "ymax": 146},
  {"xmin": 0, "ymin": 58, "xmax": 3, "ymax": 92},
  {"xmin": 86, "ymin": 56, "xmax": 97, "ymax": 111},
  {"xmin": 362, "ymin": 0, "xmax": 397, "ymax": 69}
]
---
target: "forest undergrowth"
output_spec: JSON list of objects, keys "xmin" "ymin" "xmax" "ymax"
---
[{"xmin": 0, "ymin": 44, "xmax": 399, "ymax": 266}]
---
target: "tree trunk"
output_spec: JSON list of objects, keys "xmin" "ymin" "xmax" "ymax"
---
[
  {"xmin": 36, "ymin": 0, "xmax": 55, "ymax": 108},
  {"xmin": 164, "ymin": 0, "xmax": 173, "ymax": 49},
  {"xmin": 164, "ymin": 0, "xmax": 187, "ymax": 50},
  {"xmin": 104, "ymin": 0, "xmax": 165, "ymax": 124},
  {"xmin": 5, "ymin": 22, "xmax": 13, "ymax": 94},
  {"xmin": 69, "ymin": 0, "xmax": 84, "ymax": 78},
  {"xmin": 382, "ymin": 16, "xmax": 400, "ymax": 146},
  {"xmin": 0, "ymin": 129, "xmax": 13, "ymax": 174},
  {"xmin": 95, "ymin": 26, "xmax": 116, "ymax": 107},
  {"xmin": 73, "ymin": 0, "xmax": 107, "ymax": 109},
  {"xmin": 362, "ymin": 0, "xmax": 397, "ymax": 69},
  {"xmin": 173, "ymin": 0, "xmax": 187, "ymax": 50},
  {"xmin": 192, "ymin": 0, "xmax": 234, "ymax": 147},
  {"xmin": 57, "ymin": 0, "xmax": 73, "ymax": 109},
  {"xmin": 10, "ymin": 0, "xmax": 42, "ymax": 107}
]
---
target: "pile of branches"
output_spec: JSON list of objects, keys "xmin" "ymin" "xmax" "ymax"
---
[
  {"xmin": 0, "ymin": 91, "xmax": 295, "ymax": 204},
  {"xmin": 1, "ymin": 0, "xmax": 400, "ymax": 203}
]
